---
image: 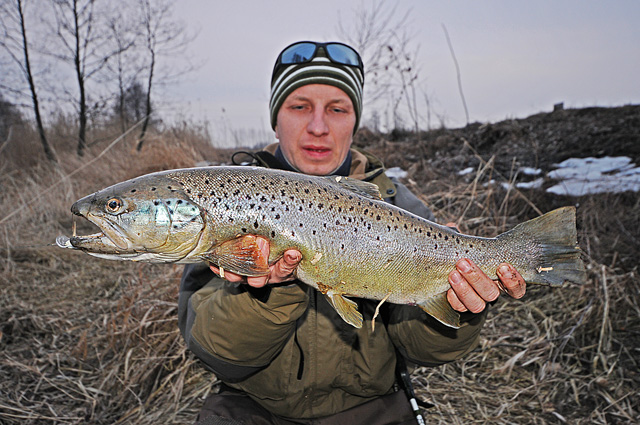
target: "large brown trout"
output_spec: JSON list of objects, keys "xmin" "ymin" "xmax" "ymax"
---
[{"xmin": 57, "ymin": 166, "xmax": 586, "ymax": 328}]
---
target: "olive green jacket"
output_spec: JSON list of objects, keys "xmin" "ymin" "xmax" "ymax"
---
[{"xmin": 178, "ymin": 146, "xmax": 487, "ymax": 419}]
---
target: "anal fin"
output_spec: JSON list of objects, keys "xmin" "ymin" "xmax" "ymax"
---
[
  {"xmin": 418, "ymin": 293, "xmax": 462, "ymax": 329},
  {"xmin": 204, "ymin": 235, "xmax": 270, "ymax": 277},
  {"xmin": 325, "ymin": 290, "xmax": 363, "ymax": 328}
]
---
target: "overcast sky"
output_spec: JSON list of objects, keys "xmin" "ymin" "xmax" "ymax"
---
[{"xmin": 165, "ymin": 0, "xmax": 640, "ymax": 147}]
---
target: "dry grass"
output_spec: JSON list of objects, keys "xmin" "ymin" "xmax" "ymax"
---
[{"xmin": 1, "ymin": 113, "xmax": 639, "ymax": 424}]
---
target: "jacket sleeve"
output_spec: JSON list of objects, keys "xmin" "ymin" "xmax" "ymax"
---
[
  {"xmin": 385, "ymin": 178, "xmax": 487, "ymax": 366},
  {"xmin": 179, "ymin": 264, "xmax": 309, "ymax": 382},
  {"xmin": 387, "ymin": 305, "xmax": 487, "ymax": 366}
]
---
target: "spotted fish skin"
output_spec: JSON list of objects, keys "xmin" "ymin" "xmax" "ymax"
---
[{"xmin": 60, "ymin": 166, "xmax": 587, "ymax": 328}]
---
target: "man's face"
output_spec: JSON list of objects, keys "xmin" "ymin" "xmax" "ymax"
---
[{"xmin": 275, "ymin": 84, "xmax": 356, "ymax": 176}]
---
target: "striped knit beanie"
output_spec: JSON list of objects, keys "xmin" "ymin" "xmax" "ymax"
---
[{"xmin": 269, "ymin": 43, "xmax": 364, "ymax": 134}]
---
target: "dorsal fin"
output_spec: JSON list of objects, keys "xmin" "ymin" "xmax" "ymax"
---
[{"xmin": 323, "ymin": 175, "xmax": 383, "ymax": 200}]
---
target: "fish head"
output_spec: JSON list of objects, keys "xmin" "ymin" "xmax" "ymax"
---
[{"xmin": 66, "ymin": 173, "xmax": 206, "ymax": 262}]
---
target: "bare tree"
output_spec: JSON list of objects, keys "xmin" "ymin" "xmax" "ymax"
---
[
  {"xmin": 104, "ymin": 7, "xmax": 141, "ymax": 132},
  {"xmin": 337, "ymin": 0, "xmax": 426, "ymax": 132},
  {"xmin": 0, "ymin": 0, "xmax": 58, "ymax": 162},
  {"xmin": 49, "ymin": 0, "xmax": 124, "ymax": 156},
  {"xmin": 135, "ymin": 0, "xmax": 193, "ymax": 151}
]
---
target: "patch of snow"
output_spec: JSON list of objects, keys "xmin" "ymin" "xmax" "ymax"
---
[
  {"xmin": 546, "ymin": 156, "xmax": 640, "ymax": 196},
  {"xmin": 519, "ymin": 167, "xmax": 542, "ymax": 176},
  {"xmin": 385, "ymin": 167, "xmax": 408, "ymax": 179},
  {"xmin": 458, "ymin": 167, "xmax": 475, "ymax": 176}
]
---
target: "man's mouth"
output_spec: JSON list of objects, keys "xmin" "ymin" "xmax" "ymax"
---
[{"xmin": 303, "ymin": 146, "xmax": 331, "ymax": 156}]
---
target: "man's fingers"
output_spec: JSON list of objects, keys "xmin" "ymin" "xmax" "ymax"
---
[
  {"xmin": 497, "ymin": 263, "xmax": 526, "ymax": 299},
  {"xmin": 446, "ymin": 287, "xmax": 468, "ymax": 312},
  {"xmin": 269, "ymin": 249, "xmax": 302, "ymax": 283},
  {"xmin": 448, "ymin": 268, "xmax": 486, "ymax": 313},
  {"xmin": 209, "ymin": 265, "xmax": 244, "ymax": 283},
  {"xmin": 455, "ymin": 259, "xmax": 500, "ymax": 302}
]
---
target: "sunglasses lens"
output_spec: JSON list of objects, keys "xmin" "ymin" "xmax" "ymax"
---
[
  {"xmin": 280, "ymin": 43, "xmax": 317, "ymax": 64},
  {"xmin": 326, "ymin": 44, "xmax": 361, "ymax": 66}
]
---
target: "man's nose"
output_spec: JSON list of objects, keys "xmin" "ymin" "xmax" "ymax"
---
[{"xmin": 307, "ymin": 109, "xmax": 329, "ymax": 136}]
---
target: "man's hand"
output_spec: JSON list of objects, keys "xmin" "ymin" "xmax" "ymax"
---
[
  {"xmin": 447, "ymin": 258, "xmax": 526, "ymax": 313},
  {"xmin": 209, "ymin": 236, "xmax": 302, "ymax": 288}
]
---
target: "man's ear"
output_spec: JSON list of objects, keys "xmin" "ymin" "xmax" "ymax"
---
[{"xmin": 274, "ymin": 124, "xmax": 280, "ymax": 140}]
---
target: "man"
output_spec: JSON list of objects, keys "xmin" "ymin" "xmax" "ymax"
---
[{"xmin": 179, "ymin": 41, "xmax": 526, "ymax": 425}]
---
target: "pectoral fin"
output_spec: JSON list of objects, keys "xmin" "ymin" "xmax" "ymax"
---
[
  {"xmin": 418, "ymin": 293, "xmax": 462, "ymax": 329},
  {"xmin": 204, "ymin": 235, "xmax": 270, "ymax": 276},
  {"xmin": 325, "ymin": 290, "xmax": 363, "ymax": 328}
]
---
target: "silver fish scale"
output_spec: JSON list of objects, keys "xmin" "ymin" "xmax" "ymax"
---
[{"xmin": 163, "ymin": 166, "xmax": 532, "ymax": 304}]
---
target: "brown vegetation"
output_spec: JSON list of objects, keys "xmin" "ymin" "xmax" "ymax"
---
[{"xmin": 1, "ymin": 106, "xmax": 639, "ymax": 424}]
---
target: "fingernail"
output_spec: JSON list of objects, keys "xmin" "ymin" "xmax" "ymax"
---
[
  {"xmin": 497, "ymin": 264, "xmax": 511, "ymax": 277},
  {"xmin": 449, "ymin": 270, "xmax": 462, "ymax": 284},
  {"xmin": 457, "ymin": 259, "xmax": 471, "ymax": 272}
]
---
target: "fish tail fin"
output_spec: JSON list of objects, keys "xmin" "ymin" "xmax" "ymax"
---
[{"xmin": 502, "ymin": 206, "xmax": 586, "ymax": 286}]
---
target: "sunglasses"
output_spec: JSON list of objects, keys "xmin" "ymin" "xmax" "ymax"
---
[{"xmin": 273, "ymin": 41, "xmax": 364, "ymax": 76}]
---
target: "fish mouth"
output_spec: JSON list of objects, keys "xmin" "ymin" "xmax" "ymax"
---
[{"xmin": 58, "ymin": 213, "xmax": 131, "ymax": 252}]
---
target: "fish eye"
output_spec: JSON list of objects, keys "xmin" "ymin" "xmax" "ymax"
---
[{"xmin": 106, "ymin": 198, "xmax": 123, "ymax": 213}]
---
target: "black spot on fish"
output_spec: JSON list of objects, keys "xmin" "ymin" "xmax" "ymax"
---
[
  {"xmin": 205, "ymin": 179, "xmax": 210, "ymax": 184},
  {"xmin": 253, "ymin": 221, "xmax": 259, "ymax": 229},
  {"xmin": 131, "ymin": 189, "xmax": 136, "ymax": 193},
  {"xmin": 318, "ymin": 203, "xmax": 324, "ymax": 209},
  {"xmin": 304, "ymin": 189, "xmax": 309, "ymax": 194},
  {"xmin": 312, "ymin": 230, "xmax": 316, "ymax": 235},
  {"xmin": 242, "ymin": 228, "xmax": 247, "ymax": 233},
  {"xmin": 260, "ymin": 196, "xmax": 267, "ymax": 202},
  {"xmin": 376, "ymin": 215, "xmax": 381, "ymax": 221},
  {"xmin": 154, "ymin": 201, "xmax": 159, "ymax": 206},
  {"xmin": 299, "ymin": 206, "xmax": 303, "ymax": 212},
  {"xmin": 233, "ymin": 190, "xmax": 240, "ymax": 196},
  {"xmin": 444, "ymin": 235, "xmax": 449, "ymax": 241},
  {"xmin": 151, "ymin": 187, "xmax": 156, "ymax": 191},
  {"xmin": 271, "ymin": 231, "xmax": 276, "ymax": 238},
  {"xmin": 434, "ymin": 243, "xmax": 438, "ymax": 250}
]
